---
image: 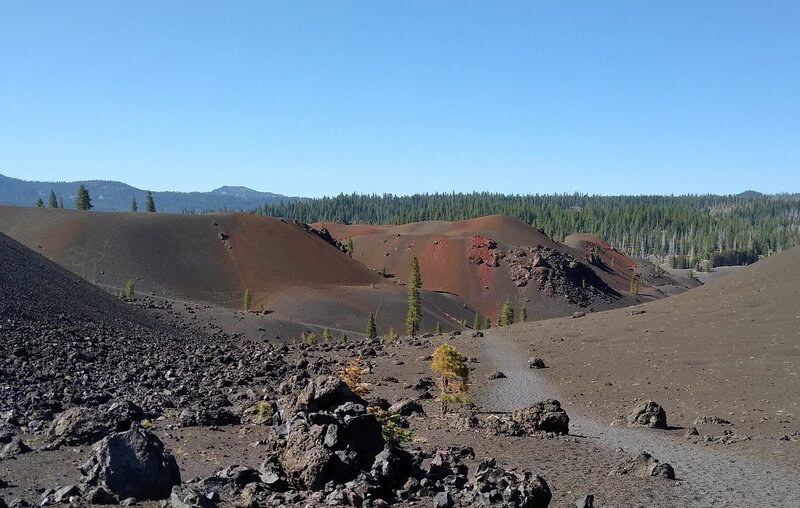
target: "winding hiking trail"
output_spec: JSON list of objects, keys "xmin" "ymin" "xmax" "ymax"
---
[{"xmin": 475, "ymin": 334, "xmax": 800, "ymax": 507}]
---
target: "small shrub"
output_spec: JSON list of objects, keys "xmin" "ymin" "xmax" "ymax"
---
[
  {"xmin": 139, "ymin": 418, "xmax": 152, "ymax": 429},
  {"xmin": 338, "ymin": 358, "xmax": 369, "ymax": 396},
  {"xmin": 125, "ymin": 279, "xmax": 135, "ymax": 302},
  {"xmin": 431, "ymin": 343, "xmax": 469, "ymax": 415},
  {"xmin": 383, "ymin": 327, "xmax": 398, "ymax": 343},
  {"xmin": 243, "ymin": 289, "xmax": 251, "ymax": 312},
  {"xmin": 255, "ymin": 400, "xmax": 274, "ymax": 424},
  {"xmin": 302, "ymin": 331, "xmax": 317, "ymax": 345},
  {"xmin": 368, "ymin": 406, "xmax": 414, "ymax": 443}
]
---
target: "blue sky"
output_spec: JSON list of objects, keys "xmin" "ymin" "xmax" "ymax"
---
[{"xmin": 1, "ymin": 1, "xmax": 798, "ymax": 197}]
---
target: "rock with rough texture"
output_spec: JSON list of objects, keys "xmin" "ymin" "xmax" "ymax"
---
[
  {"xmin": 277, "ymin": 376, "xmax": 386, "ymax": 490},
  {"xmin": 370, "ymin": 443, "xmax": 416, "ymax": 489},
  {"xmin": 575, "ymin": 494, "xmax": 594, "ymax": 508},
  {"xmin": 627, "ymin": 400, "xmax": 667, "ymax": 429},
  {"xmin": 388, "ymin": 399, "xmax": 425, "ymax": 416},
  {"xmin": 693, "ymin": 415, "xmax": 731, "ymax": 425},
  {"xmin": 0, "ymin": 438, "xmax": 31, "ymax": 458},
  {"xmin": 528, "ymin": 358, "xmax": 546, "ymax": 369},
  {"xmin": 511, "ymin": 400, "xmax": 569, "ymax": 434},
  {"xmin": 610, "ymin": 452, "xmax": 675, "ymax": 480},
  {"xmin": 433, "ymin": 491, "xmax": 454, "ymax": 508},
  {"xmin": 46, "ymin": 407, "xmax": 109, "ymax": 447},
  {"xmin": 84, "ymin": 487, "xmax": 118, "ymax": 505},
  {"xmin": 487, "ymin": 371, "xmax": 507, "ymax": 380},
  {"xmin": 466, "ymin": 459, "xmax": 552, "ymax": 508},
  {"xmin": 80, "ymin": 427, "xmax": 181, "ymax": 500}
]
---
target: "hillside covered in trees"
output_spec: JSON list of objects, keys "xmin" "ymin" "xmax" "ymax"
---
[{"xmin": 258, "ymin": 193, "xmax": 800, "ymax": 267}]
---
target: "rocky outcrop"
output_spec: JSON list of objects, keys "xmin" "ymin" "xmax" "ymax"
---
[
  {"xmin": 388, "ymin": 399, "xmax": 424, "ymax": 417},
  {"xmin": 627, "ymin": 400, "xmax": 667, "ymax": 429},
  {"xmin": 506, "ymin": 246, "xmax": 617, "ymax": 306},
  {"xmin": 609, "ymin": 452, "xmax": 675, "ymax": 480},
  {"xmin": 481, "ymin": 400, "xmax": 569, "ymax": 436},
  {"xmin": 511, "ymin": 400, "xmax": 569, "ymax": 435},
  {"xmin": 79, "ymin": 427, "xmax": 181, "ymax": 501},
  {"xmin": 468, "ymin": 236, "xmax": 500, "ymax": 267},
  {"xmin": 276, "ymin": 376, "xmax": 386, "ymax": 490}
]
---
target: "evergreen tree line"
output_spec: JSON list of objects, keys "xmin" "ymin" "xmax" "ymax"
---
[{"xmin": 257, "ymin": 192, "xmax": 800, "ymax": 264}]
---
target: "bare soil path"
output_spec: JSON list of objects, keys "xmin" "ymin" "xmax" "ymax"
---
[{"xmin": 475, "ymin": 334, "xmax": 800, "ymax": 507}]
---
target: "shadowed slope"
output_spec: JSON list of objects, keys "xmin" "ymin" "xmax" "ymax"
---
[{"xmin": 0, "ymin": 231, "xmax": 146, "ymax": 328}]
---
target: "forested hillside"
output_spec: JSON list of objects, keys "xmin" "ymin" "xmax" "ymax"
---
[{"xmin": 258, "ymin": 193, "xmax": 800, "ymax": 266}]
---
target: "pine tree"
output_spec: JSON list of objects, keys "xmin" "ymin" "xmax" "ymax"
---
[
  {"xmin": 59, "ymin": 196, "xmax": 64, "ymax": 208},
  {"xmin": 48, "ymin": 190, "xmax": 58, "ymax": 208},
  {"xmin": 125, "ymin": 279, "xmax": 135, "ymax": 301},
  {"xmin": 405, "ymin": 256, "xmax": 422, "ymax": 336},
  {"xmin": 145, "ymin": 191, "xmax": 156, "ymax": 212},
  {"xmin": 347, "ymin": 237, "xmax": 354, "ymax": 257},
  {"xmin": 484, "ymin": 317, "xmax": 491, "ymax": 329},
  {"xmin": 520, "ymin": 306, "xmax": 527, "ymax": 322},
  {"xmin": 472, "ymin": 312, "xmax": 481, "ymax": 331},
  {"xmin": 35, "ymin": 197, "xmax": 44, "ymax": 207},
  {"xmin": 366, "ymin": 312, "xmax": 377, "ymax": 339},
  {"xmin": 431, "ymin": 343, "xmax": 469, "ymax": 415},
  {"xmin": 499, "ymin": 301, "xmax": 514, "ymax": 326},
  {"xmin": 75, "ymin": 184, "xmax": 92, "ymax": 210},
  {"xmin": 130, "ymin": 197, "xmax": 138, "ymax": 212},
  {"xmin": 243, "ymin": 289, "xmax": 251, "ymax": 311},
  {"xmin": 322, "ymin": 327, "xmax": 332, "ymax": 342},
  {"xmin": 434, "ymin": 321, "xmax": 442, "ymax": 335}
]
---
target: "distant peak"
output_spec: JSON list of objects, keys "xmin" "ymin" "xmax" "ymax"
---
[{"xmin": 211, "ymin": 186, "xmax": 260, "ymax": 196}]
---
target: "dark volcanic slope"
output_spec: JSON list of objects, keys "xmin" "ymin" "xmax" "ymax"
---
[
  {"xmin": 0, "ymin": 231, "xmax": 288, "ymax": 429},
  {"xmin": 0, "ymin": 232, "xmax": 142, "ymax": 327}
]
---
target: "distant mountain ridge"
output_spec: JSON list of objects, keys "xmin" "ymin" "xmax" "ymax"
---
[{"xmin": 0, "ymin": 174, "xmax": 301, "ymax": 212}]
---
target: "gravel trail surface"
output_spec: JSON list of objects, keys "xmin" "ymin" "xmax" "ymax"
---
[{"xmin": 476, "ymin": 334, "xmax": 800, "ymax": 507}]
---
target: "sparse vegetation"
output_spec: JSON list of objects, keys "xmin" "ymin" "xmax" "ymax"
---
[
  {"xmin": 472, "ymin": 312, "xmax": 481, "ymax": 331},
  {"xmin": 431, "ymin": 343, "xmax": 469, "ymax": 415},
  {"xmin": 434, "ymin": 321, "xmax": 442, "ymax": 335},
  {"xmin": 243, "ymin": 288, "xmax": 251, "ymax": 311},
  {"xmin": 405, "ymin": 256, "xmax": 422, "ymax": 336},
  {"xmin": 338, "ymin": 358, "xmax": 369, "ymax": 396},
  {"xmin": 75, "ymin": 184, "xmax": 92, "ymax": 210},
  {"xmin": 520, "ymin": 306, "xmax": 527, "ymax": 322},
  {"xmin": 322, "ymin": 326, "xmax": 332, "ymax": 342},
  {"xmin": 125, "ymin": 279, "xmax": 135, "ymax": 302},
  {"xmin": 302, "ymin": 331, "xmax": 317, "ymax": 345},
  {"xmin": 346, "ymin": 237, "xmax": 354, "ymax": 257},
  {"xmin": 383, "ymin": 327, "xmax": 398, "ymax": 343},
  {"xmin": 368, "ymin": 406, "xmax": 414, "ymax": 443},
  {"xmin": 145, "ymin": 191, "xmax": 156, "ymax": 212},
  {"xmin": 499, "ymin": 300, "xmax": 514, "ymax": 326},
  {"xmin": 366, "ymin": 312, "xmax": 377, "ymax": 339},
  {"xmin": 139, "ymin": 418, "xmax": 152, "ymax": 429},
  {"xmin": 255, "ymin": 400, "xmax": 274, "ymax": 424}
]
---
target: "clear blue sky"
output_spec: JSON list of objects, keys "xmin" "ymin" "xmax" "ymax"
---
[{"xmin": 1, "ymin": 1, "xmax": 798, "ymax": 197}]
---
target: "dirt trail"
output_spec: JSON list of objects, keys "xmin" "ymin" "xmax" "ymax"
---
[{"xmin": 475, "ymin": 334, "xmax": 800, "ymax": 507}]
